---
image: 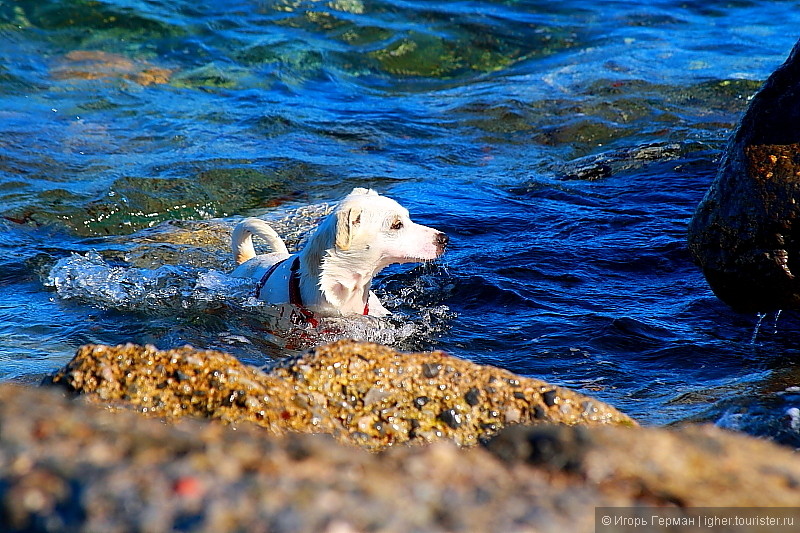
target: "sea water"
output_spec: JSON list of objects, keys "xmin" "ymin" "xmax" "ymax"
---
[{"xmin": 1, "ymin": 0, "xmax": 800, "ymax": 446}]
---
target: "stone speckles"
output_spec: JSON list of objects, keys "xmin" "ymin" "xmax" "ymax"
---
[
  {"xmin": 542, "ymin": 389, "xmax": 558, "ymax": 407},
  {"xmin": 464, "ymin": 387, "xmax": 481, "ymax": 406},
  {"xmin": 53, "ymin": 340, "xmax": 635, "ymax": 451},
  {"xmin": 421, "ymin": 363, "xmax": 442, "ymax": 378},
  {"xmin": 439, "ymin": 409, "xmax": 463, "ymax": 429},
  {"xmin": 414, "ymin": 396, "xmax": 430, "ymax": 409}
]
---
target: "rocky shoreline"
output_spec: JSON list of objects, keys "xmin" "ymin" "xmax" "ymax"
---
[
  {"xmin": 50, "ymin": 340, "xmax": 633, "ymax": 450},
  {"xmin": 2, "ymin": 341, "xmax": 799, "ymax": 531}
]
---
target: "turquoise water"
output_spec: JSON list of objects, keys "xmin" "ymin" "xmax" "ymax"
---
[{"xmin": 2, "ymin": 0, "xmax": 800, "ymax": 445}]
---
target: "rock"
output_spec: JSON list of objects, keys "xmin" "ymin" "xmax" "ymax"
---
[
  {"xmin": 93, "ymin": 219, "xmax": 238, "ymax": 271},
  {"xmin": 485, "ymin": 424, "xmax": 589, "ymax": 472},
  {"xmin": 1, "ymin": 384, "xmax": 799, "ymax": 532},
  {"xmin": 688, "ymin": 39, "xmax": 800, "ymax": 312},
  {"xmin": 52, "ymin": 50, "xmax": 172, "ymax": 86},
  {"xmin": 484, "ymin": 423, "xmax": 800, "ymax": 507},
  {"xmin": 51, "ymin": 340, "xmax": 635, "ymax": 450},
  {"xmin": 558, "ymin": 142, "xmax": 683, "ymax": 181},
  {"xmin": 105, "ymin": 202, "xmax": 332, "ymax": 269},
  {"xmin": 50, "ymin": 343, "xmax": 316, "ymax": 436}
]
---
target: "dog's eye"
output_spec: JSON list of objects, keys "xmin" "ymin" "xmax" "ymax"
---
[{"xmin": 390, "ymin": 220, "xmax": 403, "ymax": 231}]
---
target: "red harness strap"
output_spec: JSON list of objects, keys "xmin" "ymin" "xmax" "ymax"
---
[{"xmin": 287, "ymin": 257, "xmax": 317, "ymax": 325}]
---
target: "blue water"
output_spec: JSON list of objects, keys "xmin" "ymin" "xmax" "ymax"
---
[{"xmin": 2, "ymin": 0, "xmax": 800, "ymax": 446}]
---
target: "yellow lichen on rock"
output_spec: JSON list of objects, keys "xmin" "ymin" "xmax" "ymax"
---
[{"xmin": 52, "ymin": 340, "xmax": 635, "ymax": 450}]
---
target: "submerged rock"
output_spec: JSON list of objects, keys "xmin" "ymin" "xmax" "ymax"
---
[
  {"xmin": 688, "ymin": 39, "xmax": 800, "ymax": 312},
  {"xmin": 102, "ymin": 202, "xmax": 332, "ymax": 270},
  {"xmin": 52, "ymin": 50, "xmax": 172, "ymax": 86},
  {"xmin": 121, "ymin": 219, "xmax": 237, "ymax": 271},
  {"xmin": 51, "ymin": 340, "xmax": 634, "ymax": 450},
  {"xmin": 1, "ymin": 384, "xmax": 798, "ymax": 532}
]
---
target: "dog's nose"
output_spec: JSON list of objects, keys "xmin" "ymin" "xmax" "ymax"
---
[{"xmin": 436, "ymin": 232, "xmax": 449, "ymax": 252}]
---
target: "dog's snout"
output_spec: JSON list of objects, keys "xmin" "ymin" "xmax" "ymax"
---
[{"xmin": 436, "ymin": 232, "xmax": 449, "ymax": 252}]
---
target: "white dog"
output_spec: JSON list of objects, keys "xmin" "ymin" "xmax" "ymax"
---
[{"xmin": 231, "ymin": 188, "xmax": 448, "ymax": 321}]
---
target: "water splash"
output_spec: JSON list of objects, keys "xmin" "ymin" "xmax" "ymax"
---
[
  {"xmin": 773, "ymin": 309, "xmax": 783, "ymax": 334},
  {"xmin": 46, "ymin": 251, "xmax": 252, "ymax": 313},
  {"xmin": 750, "ymin": 312, "xmax": 767, "ymax": 345},
  {"xmin": 750, "ymin": 310, "xmax": 784, "ymax": 345},
  {"xmin": 45, "ymin": 250, "xmax": 453, "ymax": 354}
]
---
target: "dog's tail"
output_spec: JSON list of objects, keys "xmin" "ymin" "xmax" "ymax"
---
[{"xmin": 231, "ymin": 218, "xmax": 289, "ymax": 264}]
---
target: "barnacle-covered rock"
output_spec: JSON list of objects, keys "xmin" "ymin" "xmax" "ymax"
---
[
  {"xmin": 52, "ymin": 340, "xmax": 634, "ymax": 450},
  {"xmin": 52, "ymin": 343, "xmax": 315, "ymax": 434},
  {"xmin": 270, "ymin": 340, "xmax": 635, "ymax": 448}
]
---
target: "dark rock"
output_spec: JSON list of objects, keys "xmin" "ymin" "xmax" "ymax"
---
[
  {"xmin": 484, "ymin": 424, "xmax": 588, "ymax": 472},
  {"xmin": 542, "ymin": 389, "xmax": 558, "ymax": 407},
  {"xmin": 689, "ymin": 39, "xmax": 800, "ymax": 312},
  {"xmin": 558, "ymin": 142, "xmax": 681, "ymax": 181},
  {"xmin": 464, "ymin": 387, "xmax": 481, "ymax": 406},
  {"xmin": 439, "ymin": 408, "xmax": 463, "ymax": 429}
]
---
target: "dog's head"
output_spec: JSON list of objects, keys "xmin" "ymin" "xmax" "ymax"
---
[
  {"xmin": 332, "ymin": 188, "xmax": 447, "ymax": 267},
  {"xmin": 304, "ymin": 188, "xmax": 447, "ymax": 313}
]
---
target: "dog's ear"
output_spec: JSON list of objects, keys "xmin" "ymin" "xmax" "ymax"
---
[
  {"xmin": 335, "ymin": 207, "xmax": 362, "ymax": 250},
  {"xmin": 350, "ymin": 187, "xmax": 377, "ymax": 197}
]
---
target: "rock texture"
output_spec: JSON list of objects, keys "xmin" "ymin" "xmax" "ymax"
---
[
  {"xmin": 689, "ymin": 39, "xmax": 800, "ymax": 312},
  {"xmin": 51, "ymin": 340, "xmax": 634, "ymax": 450},
  {"xmin": 1, "ymin": 384, "xmax": 799, "ymax": 532}
]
